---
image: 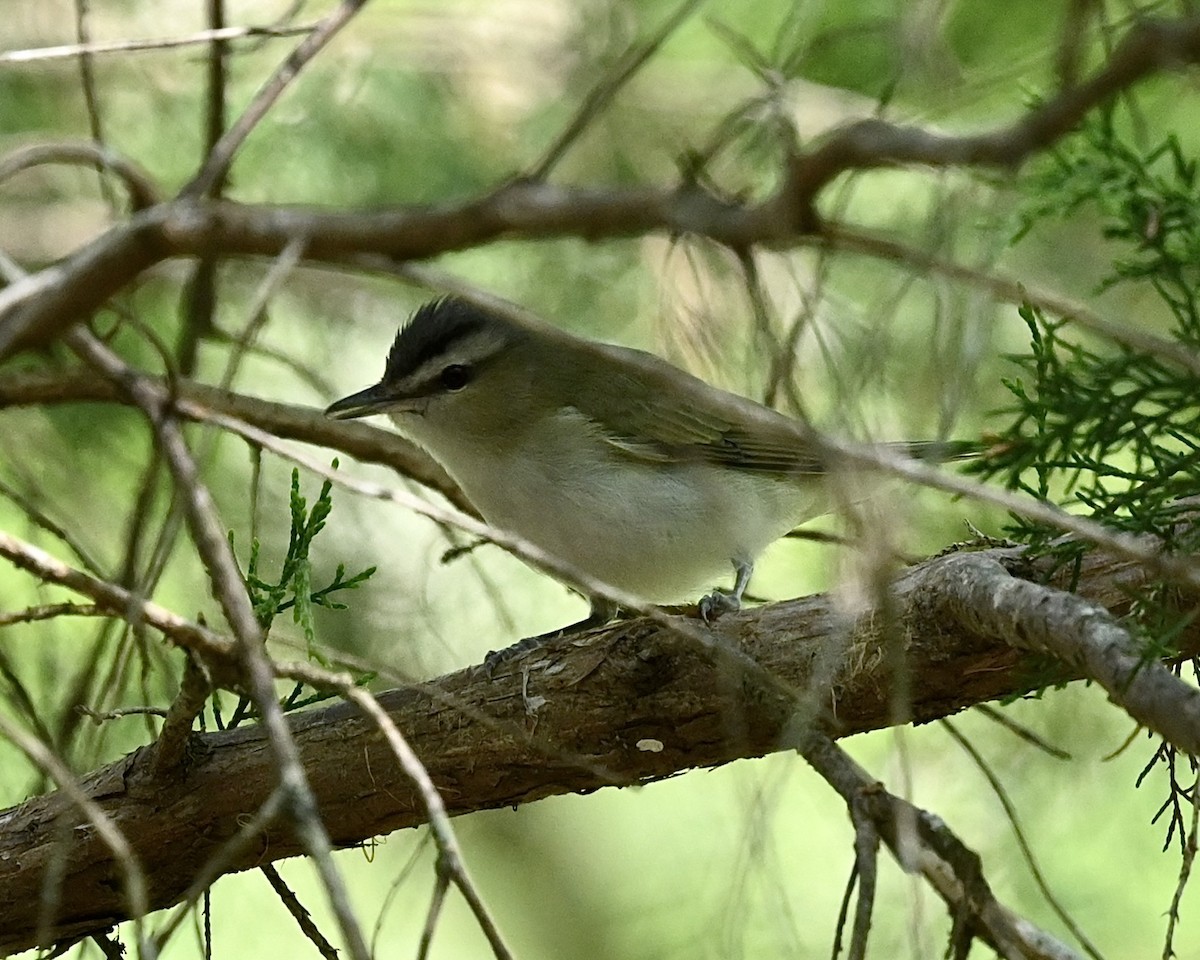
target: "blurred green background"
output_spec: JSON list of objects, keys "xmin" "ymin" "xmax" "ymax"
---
[{"xmin": 0, "ymin": 0, "xmax": 1194, "ymax": 957}]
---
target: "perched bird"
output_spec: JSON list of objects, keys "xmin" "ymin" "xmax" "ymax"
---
[{"xmin": 326, "ymin": 297, "xmax": 971, "ymax": 631}]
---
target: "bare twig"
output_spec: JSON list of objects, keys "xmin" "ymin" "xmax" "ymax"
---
[
  {"xmin": 71, "ymin": 0, "xmax": 117, "ymax": 212},
  {"xmin": 821, "ymin": 223, "xmax": 1200, "ymax": 378},
  {"xmin": 527, "ymin": 0, "xmax": 708, "ymax": 180},
  {"xmin": 794, "ymin": 729, "xmax": 1082, "ymax": 959},
  {"xmin": 417, "ymin": 866, "xmax": 450, "ymax": 960},
  {"xmin": 942, "ymin": 720, "xmax": 1103, "ymax": 960},
  {"xmin": 0, "ymin": 529, "xmax": 237, "ymax": 670},
  {"xmin": 176, "ymin": 0, "xmax": 232, "ymax": 375},
  {"xmin": 78, "ymin": 705, "xmax": 169, "ymax": 724},
  {"xmin": 815, "ymin": 437, "xmax": 1200, "ymax": 594},
  {"xmin": 847, "ymin": 796, "xmax": 879, "ymax": 960},
  {"xmin": 937, "ymin": 553, "xmax": 1200, "ymax": 755},
  {"xmin": 371, "ymin": 834, "xmax": 432, "ymax": 954},
  {"xmin": 776, "ymin": 16, "xmax": 1200, "ymax": 229},
  {"xmin": 280, "ymin": 661, "xmax": 513, "ymax": 960},
  {"xmin": 974, "ymin": 703, "xmax": 1072, "ymax": 761},
  {"xmin": 0, "ymin": 141, "xmax": 161, "ymax": 209},
  {"xmin": 0, "ymin": 369, "xmax": 470, "ymax": 513},
  {"xmin": 0, "ymin": 601, "xmax": 105, "ymax": 627},
  {"xmin": 66, "ymin": 329, "xmax": 372, "ymax": 960},
  {"xmin": 211, "ymin": 235, "xmax": 307, "ymax": 388},
  {"xmin": 831, "ymin": 861, "xmax": 858, "ymax": 960},
  {"xmin": 260, "ymin": 864, "xmax": 340, "ymax": 960},
  {"xmin": 184, "ymin": 0, "xmax": 372, "ymax": 197},
  {"xmin": 0, "ymin": 23, "xmax": 318, "ymax": 64},
  {"xmin": 144, "ymin": 653, "xmax": 212, "ymax": 777},
  {"xmin": 0, "ymin": 475, "xmax": 107, "ymax": 576}
]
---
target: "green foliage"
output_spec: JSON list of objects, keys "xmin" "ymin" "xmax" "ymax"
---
[
  {"xmin": 218, "ymin": 462, "xmax": 376, "ymax": 729},
  {"xmin": 982, "ymin": 110, "xmax": 1200, "ymax": 855},
  {"xmin": 232, "ymin": 461, "xmax": 376, "ymax": 664},
  {"xmin": 980, "ymin": 114, "xmax": 1200, "ymax": 566}
]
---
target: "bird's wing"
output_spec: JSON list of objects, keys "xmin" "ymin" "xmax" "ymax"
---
[
  {"xmin": 566, "ymin": 341, "xmax": 979, "ymax": 475},
  {"xmin": 568, "ymin": 342, "xmax": 827, "ymax": 475}
]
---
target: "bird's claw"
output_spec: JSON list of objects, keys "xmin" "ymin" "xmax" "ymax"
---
[{"xmin": 698, "ymin": 589, "xmax": 741, "ymax": 623}]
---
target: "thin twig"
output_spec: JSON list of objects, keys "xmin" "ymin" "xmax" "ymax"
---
[
  {"xmin": 831, "ymin": 861, "xmax": 858, "ymax": 960},
  {"xmin": 213, "ymin": 235, "xmax": 307, "ymax": 390},
  {"xmin": 847, "ymin": 797, "xmax": 879, "ymax": 960},
  {"xmin": 794, "ymin": 728, "xmax": 1082, "ymax": 959},
  {"xmin": 145, "ymin": 653, "xmax": 212, "ymax": 777},
  {"xmin": 0, "ymin": 368, "xmax": 470, "ymax": 513},
  {"xmin": 416, "ymin": 869, "xmax": 450, "ymax": 960},
  {"xmin": 0, "ymin": 142, "xmax": 161, "ymax": 209},
  {"xmin": 260, "ymin": 864, "xmax": 340, "ymax": 960},
  {"xmin": 67, "ymin": 329, "xmax": 372, "ymax": 960},
  {"xmin": 0, "ymin": 23, "xmax": 318, "ymax": 64},
  {"xmin": 0, "ymin": 529, "xmax": 237, "ymax": 668},
  {"xmin": 77, "ymin": 705, "xmax": 169, "ymax": 724},
  {"xmin": 0, "ymin": 602, "xmax": 105, "ymax": 627},
  {"xmin": 942, "ymin": 719, "xmax": 1104, "ymax": 960},
  {"xmin": 184, "ymin": 0, "xmax": 372, "ymax": 197},
  {"xmin": 821, "ymin": 223, "xmax": 1200, "ymax": 378},
  {"xmin": 177, "ymin": 0, "xmax": 232, "ymax": 375},
  {"xmin": 371, "ymin": 833, "xmax": 432, "ymax": 955},
  {"xmin": 527, "ymin": 0, "xmax": 708, "ymax": 180},
  {"xmin": 779, "ymin": 16, "xmax": 1200, "ymax": 228},
  {"xmin": 72, "ymin": 0, "xmax": 119, "ymax": 212},
  {"xmin": 975, "ymin": 703, "xmax": 1072, "ymax": 760},
  {"xmin": 280, "ymin": 661, "xmax": 514, "ymax": 960},
  {"xmin": 0, "ymin": 475, "xmax": 107, "ymax": 576}
]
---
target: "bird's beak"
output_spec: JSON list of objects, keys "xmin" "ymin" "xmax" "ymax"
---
[{"xmin": 324, "ymin": 382, "xmax": 397, "ymax": 420}]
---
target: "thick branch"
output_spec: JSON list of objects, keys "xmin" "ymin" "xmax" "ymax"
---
[
  {"xmin": 0, "ymin": 540, "xmax": 1194, "ymax": 953},
  {"xmin": 779, "ymin": 16, "xmax": 1200, "ymax": 225},
  {"xmin": 938, "ymin": 552, "xmax": 1200, "ymax": 754},
  {"xmin": 4, "ymin": 14, "xmax": 1200, "ymax": 359},
  {"xmin": 0, "ymin": 368, "xmax": 469, "ymax": 512}
]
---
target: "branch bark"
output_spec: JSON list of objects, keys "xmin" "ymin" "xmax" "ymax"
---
[{"xmin": 0, "ymin": 538, "xmax": 1194, "ymax": 954}]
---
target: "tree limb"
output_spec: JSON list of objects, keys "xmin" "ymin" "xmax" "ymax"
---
[
  {"xmin": 0, "ymin": 537, "xmax": 1194, "ymax": 954},
  {"xmin": 4, "ymin": 15, "xmax": 1200, "ymax": 360}
]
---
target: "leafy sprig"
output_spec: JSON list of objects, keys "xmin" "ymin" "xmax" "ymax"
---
[
  {"xmin": 220, "ymin": 461, "xmax": 376, "ymax": 727},
  {"xmin": 234, "ymin": 461, "xmax": 376, "ymax": 662}
]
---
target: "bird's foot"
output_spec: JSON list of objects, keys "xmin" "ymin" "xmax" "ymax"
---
[
  {"xmin": 698, "ymin": 589, "xmax": 741, "ymax": 623},
  {"xmin": 698, "ymin": 559, "xmax": 754, "ymax": 623}
]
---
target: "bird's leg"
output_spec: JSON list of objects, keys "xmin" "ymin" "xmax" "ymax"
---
[
  {"xmin": 483, "ymin": 596, "xmax": 620, "ymax": 675},
  {"xmin": 698, "ymin": 559, "xmax": 753, "ymax": 623}
]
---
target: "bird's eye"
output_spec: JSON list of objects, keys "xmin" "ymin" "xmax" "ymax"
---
[{"xmin": 439, "ymin": 364, "xmax": 472, "ymax": 391}]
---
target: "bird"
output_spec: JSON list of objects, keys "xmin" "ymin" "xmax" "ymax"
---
[{"xmin": 325, "ymin": 296, "xmax": 973, "ymax": 637}]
